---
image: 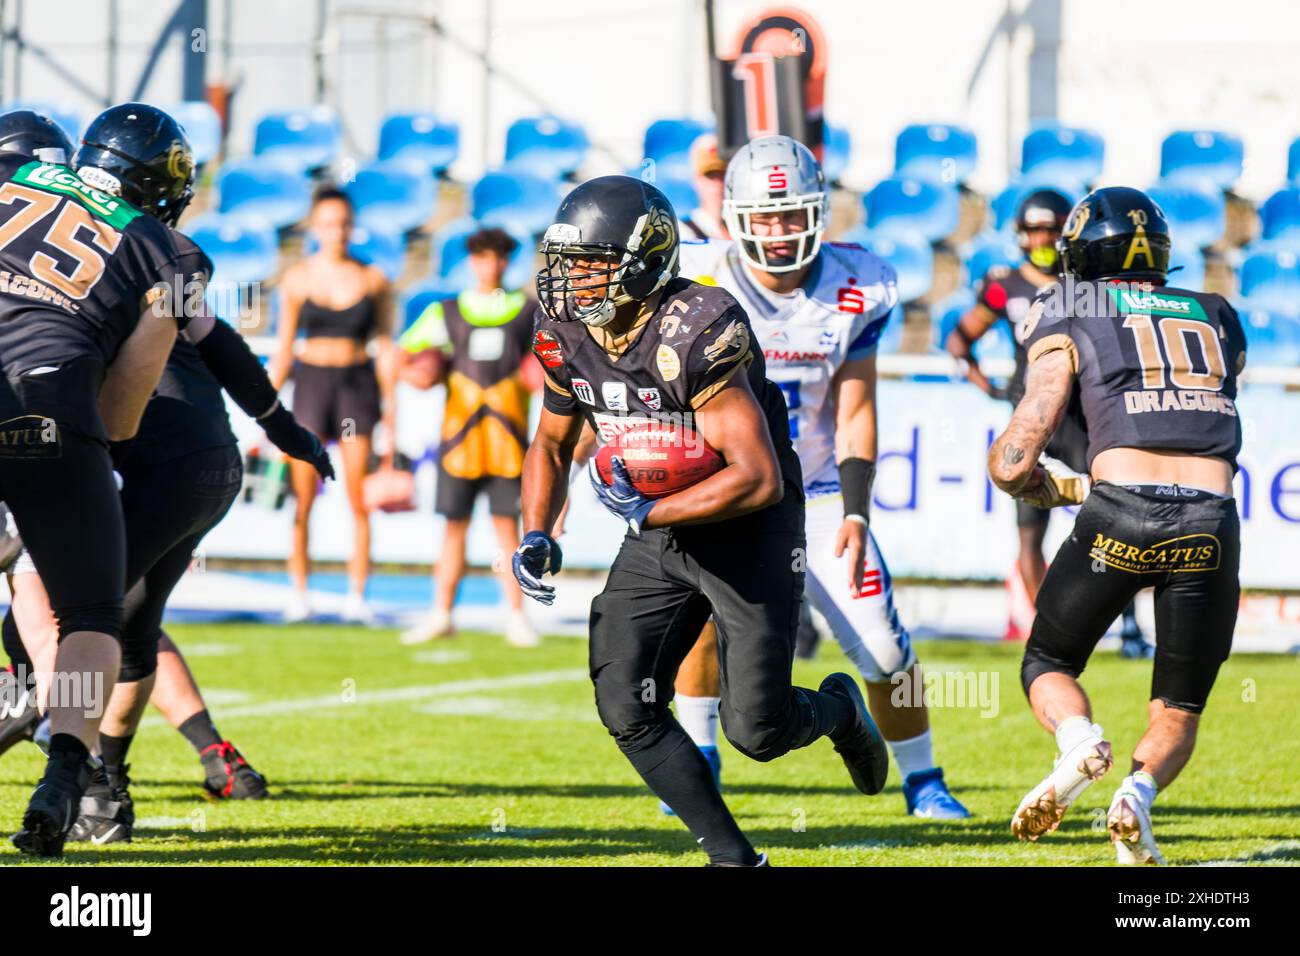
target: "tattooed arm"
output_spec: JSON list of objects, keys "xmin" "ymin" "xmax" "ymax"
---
[{"xmin": 987, "ymin": 350, "xmax": 1075, "ymax": 495}]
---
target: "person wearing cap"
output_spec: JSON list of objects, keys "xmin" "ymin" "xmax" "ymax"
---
[{"xmin": 679, "ymin": 134, "xmax": 729, "ymax": 241}]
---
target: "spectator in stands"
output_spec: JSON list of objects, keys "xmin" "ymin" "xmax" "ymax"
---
[
  {"xmin": 270, "ymin": 186, "xmax": 398, "ymax": 624},
  {"xmin": 679, "ymin": 134, "xmax": 729, "ymax": 240},
  {"xmin": 398, "ymin": 228, "xmax": 540, "ymax": 647}
]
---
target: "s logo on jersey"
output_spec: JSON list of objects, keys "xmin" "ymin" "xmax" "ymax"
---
[
  {"xmin": 637, "ymin": 388, "xmax": 662, "ymax": 411},
  {"xmin": 837, "ymin": 281, "xmax": 866, "ymax": 314},
  {"xmin": 571, "ymin": 378, "xmax": 595, "ymax": 405}
]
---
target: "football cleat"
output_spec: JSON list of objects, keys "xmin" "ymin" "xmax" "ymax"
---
[
  {"xmin": 1108, "ymin": 777, "xmax": 1166, "ymax": 866},
  {"xmin": 400, "ymin": 608, "xmax": 454, "ymax": 645},
  {"xmin": 706, "ymin": 852, "xmax": 770, "ymax": 867},
  {"xmin": 11, "ymin": 750, "xmax": 99, "ymax": 857},
  {"xmin": 68, "ymin": 764, "xmax": 133, "ymax": 845},
  {"xmin": 660, "ymin": 744, "xmax": 722, "ymax": 816},
  {"xmin": 1012, "ymin": 724, "xmax": 1113, "ymax": 842},
  {"xmin": 200, "ymin": 741, "xmax": 269, "ymax": 800},
  {"xmin": 820, "ymin": 673, "xmax": 889, "ymax": 795},
  {"xmin": 903, "ymin": 767, "xmax": 972, "ymax": 819},
  {"xmin": 0, "ymin": 670, "xmax": 38, "ymax": 758}
]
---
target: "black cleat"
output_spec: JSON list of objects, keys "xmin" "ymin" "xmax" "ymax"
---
[
  {"xmin": 11, "ymin": 750, "xmax": 98, "ymax": 857},
  {"xmin": 706, "ymin": 852, "xmax": 770, "ymax": 867},
  {"xmin": 0, "ymin": 671, "xmax": 38, "ymax": 759},
  {"xmin": 68, "ymin": 764, "xmax": 134, "ymax": 845},
  {"xmin": 820, "ymin": 672, "xmax": 889, "ymax": 796},
  {"xmin": 200, "ymin": 741, "xmax": 268, "ymax": 800}
]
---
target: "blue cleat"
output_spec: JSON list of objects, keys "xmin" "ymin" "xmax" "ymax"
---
[
  {"xmin": 903, "ymin": 767, "xmax": 972, "ymax": 819},
  {"xmin": 660, "ymin": 744, "xmax": 721, "ymax": 816}
]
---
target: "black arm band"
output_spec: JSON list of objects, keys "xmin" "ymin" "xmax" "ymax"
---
[
  {"xmin": 838, "ymin": 457, "xmax": 876, "ymax": 519},
  {"xmin": 194, "ymin": 319, "xmax": 279, "ymax": 420}
]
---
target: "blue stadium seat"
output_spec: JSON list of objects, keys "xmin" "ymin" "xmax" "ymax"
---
[
  {"xmin": 400, "ymin": 281, "xmax": 456, "ymax": 335},
  {"xmin": 822, "ymin": 122, "xmax": 851, "ymax": 184},
  {"xmin": 471, "ymin": 169, "xmax": 561, "ymax": 237},
  {"xmin": 1166, "ymin": 244, "xmax": 1205, "ymax": 292},
  {"xmin": 1259, "ymin": 187, "xmax": 1300, "ymax": 248},
  {"xmin": 874, "ymin": 304, "xmax": 906, "ymax": 355},
  {"xmin": 187, "ymin": 215, "xmax": 279, "ymax": 324},
  {"xmin": 377, "ymin": 112, "xmax": 459, "ymax": 177},
  {"xmin": 991, "ymin": 180, "xmax": 1081, "ymax": 232},
  {"xmin": 1236, "ymin": 306, "xmax": 1300, "ymax": 365},
  {"xmin": 863, "ymin": 177, "xmax": 959, "ymax": 243},
  {"xmin": 304, "ymin": 226, "xmax": 407, "ymax": 283},
  {"xmin": 837, "ymin": 227, "xmax": 934, "ymax": 303},
  {"xmin": 1, "ymin": 100, "xmax": 80, "ymax": 141},
  {"xmin": 642, "ymin": 117, "xmax": 713, "ymax": 180},
  {"xmin": 1020, "ymin": 123, "xmax": 1104, "ymax": 190},
  {"xmin": 1148, "ymin": 182, "xmax": 1225, "ymax": 250},
  {"xmin": 345, "ymin": 161, "xmax": 436, "ymax": 235},
  {"xmin": 894, "ymin": 123, "xmax": 977, "ymax": 185},
  {"xmin": 215, "ymin": 158, "xmax": 312, "ymax": 231},
  {"xmin": 644, "ymin": 174, "xmax": 696, "ymax": 217},
  {"xmin": 159, "ymin": 101, "xmax": 222, "ymax": 167},
  {"xmin": 504, "ymin": 116, "xmax": 588, "ymax": 179},
  {"xmin": 253, "ymin": 107, "xmax": 340, "ymax": 172},
  {"xmin": 1159, "ymin": 129, "xmax": 1243, "ymax": 192},
  {"xmin": 1289, "ymin": 137, "xmax": 1300, "ymax": 188},
  {"xmin": 933, "ymin": 288, "xmax": 1015, "ymax": 360},
  {"xmin": 961, "ymin": 230, "xmax": 1022, "ymax": 285},
  {"xmin": 1237, "ymin": 246, "xmax": 1300, "ymax": 314}
]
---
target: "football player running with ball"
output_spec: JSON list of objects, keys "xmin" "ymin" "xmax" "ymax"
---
[
  {"xmin": 674, "ymin": 136, "xmax": 970, "ymax": 819},
  {"xmin": 990, "ymin": 188, "xmax": 1246, "ymax": 864},
  {"xmin": 514, "ymin": 176, "xmax": 889, "ymax": 866}
]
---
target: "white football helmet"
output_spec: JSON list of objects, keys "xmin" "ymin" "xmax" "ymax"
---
[{"xmin": 722, "ymin": 135, "xmax": 828, "ymax": 274}]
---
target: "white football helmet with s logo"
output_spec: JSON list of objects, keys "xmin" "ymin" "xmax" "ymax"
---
[{"xmin": 722, "ymin": 135, "xmax": 828, "ymax": 274}]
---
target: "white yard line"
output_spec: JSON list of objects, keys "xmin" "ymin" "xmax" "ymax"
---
[{"xmin": 138, "ymin": 668, "xmax": 589, "ymax": 727}]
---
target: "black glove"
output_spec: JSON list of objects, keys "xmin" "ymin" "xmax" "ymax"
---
[{"xmin": 260, "ymin": 404, "xmax": 334, "ymax": 481}]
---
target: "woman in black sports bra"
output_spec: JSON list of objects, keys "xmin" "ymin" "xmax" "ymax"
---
[{"xmin": 270, "ymin": 186, "xmax": 397, "ymax": 624}]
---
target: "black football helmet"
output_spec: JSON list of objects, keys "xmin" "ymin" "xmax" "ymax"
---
[
  {"xmin": 1015, "ymin": 188, "xmax": 1073, "ymax": 274},
  {"xmin": 73, "ymin": 103, "xmax": 195, "ymax": 226},
  {"xmin": 1057, "ymin": 186, "xmax": 1170, "ymax": 284},
  {"xmin": 536, "ymin": 175, "xmax": 679, "ymax": 327},
  {"xmin": 0, "ymin": 109, "xmax": 74, "ymax": 164}
]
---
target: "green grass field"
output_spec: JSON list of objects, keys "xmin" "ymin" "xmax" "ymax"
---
[{"xmin": 2, "ymin": 623, "xmax": 1297, "ymax": 866}]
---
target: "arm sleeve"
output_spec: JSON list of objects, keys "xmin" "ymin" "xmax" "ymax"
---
[
  {"xmin": 398, "ymin": 301, "xmax": 451, "ymax": 354},
  {"xmin": 194, "ymin": 318, "xmax": 280, "ymax": 419},
  {"xmin": 1021, "ymin": 291, "xmax": 1079, "ymax": 374},
  {"xmin": 685, "ymin": 305, "xmax": 756, "ymax": 408},
  {"xmin": 132, "ymin": 227, "xmax": 212, "ymax": 332}
]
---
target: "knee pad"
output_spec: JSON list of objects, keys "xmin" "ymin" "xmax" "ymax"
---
[
  {"xmin": 1021, "ymin": 613, "xmax": 1091, "ymax": 697},
  {"xmin": 117, "ymin": 624, "xmax": 161, "ymax": 683},
  {"xmin": 719, "ymin": 708, "xmax": 788, "ymax": 763},
  {"xmin": 55, "ymin": 605, "xmax": 122, "ymax": 643}
]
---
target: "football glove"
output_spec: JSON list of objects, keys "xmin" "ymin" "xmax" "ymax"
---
[
  {"xmin": 1016, "ymin": 455, "xmax": 1089, "ymax": 509},
  {"xmin": 260, "ymin": 404, "xmax": 335, "ymax": 481},
  {"xmin": 589, "ymin": 457, "xmax": 656, "ymax": 536},
  {"xmin": 513, "ymin": 531, "xmax": 563, "ymax": 606}
]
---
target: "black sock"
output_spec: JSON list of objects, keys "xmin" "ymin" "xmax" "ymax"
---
[
  {"xmin": 178, "ymin": 710, "xmax": 222, "ymax": 754},
  {"xmin": 98, "ymin": 733, "xmax": 133, "ymax": 777},
  {"xmin": 800, "ymin": 686, "xmax": 856, "ymax": 743},
  {"xmin": 624, "ymin": 721, "xmax": 757, "ymax": 866},
  {"xmin": 48, "ymin": 733, "xmax": 89, "ymax": 763}
]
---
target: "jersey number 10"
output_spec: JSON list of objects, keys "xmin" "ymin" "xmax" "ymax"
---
[{"xmin": 1122, "ymin": 313, "xmax": 1226, "ymax": 391}]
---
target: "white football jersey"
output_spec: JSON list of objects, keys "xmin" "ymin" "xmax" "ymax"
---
[{"xmin": 677, "ymin": 239, "xmax": 899, "ymax": 487}]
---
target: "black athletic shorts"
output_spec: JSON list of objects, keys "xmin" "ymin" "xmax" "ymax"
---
[
  {"xmin": 291, "ymin": 359, "xmax": 381, "ymax": 443},
  {"xmin": 1016, "ymin": 412, "xmax": 1091, "ymax": 530},
  {"xmin": 435, "ymin": 462, "xmax": 521, "ymax": 519},
  {"xmin": 1023, "ymin": 481, "xmax": 1240, "ymax": 713},
  {"xmin": 3, "ymin": 443, "xmax": 242, "ymax": 681},
  {"xmin": 588, "ymin": 479, "xmax": 814, "ymax": 761}
]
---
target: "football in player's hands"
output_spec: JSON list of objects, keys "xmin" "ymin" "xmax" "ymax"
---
[{"xmin": 594, "ymin": 420, "xmax": 724, "ymax": 499}]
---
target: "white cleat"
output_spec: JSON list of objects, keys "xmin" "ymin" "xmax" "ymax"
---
[
  {"xmin": 1012, "ymin": 725, "xmax": 1113, "ymax": 842},
  {"xmin": 504, "ymin": 611, "xmax": 539, "ymax": 648},
  {"xmin": 1108, "ymin": 778, "xmax": 1166, "ymax": 866},
  {"xmin": 284, "ymin": 591, "xmax": 311, "ymax": 624},
  {"xmin": 342, "ymin": 594, "xmax": 375, "ymax": 625},
  {"xmin": 401, "ymin": 608, "xmax": 454, "ymax": 645}
]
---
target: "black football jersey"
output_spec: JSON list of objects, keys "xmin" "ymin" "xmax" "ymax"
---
[
  {"xmin": 1023, "ymin": 281, "xmax": 1247, "ymax": 470},
  {"xmin": 533, "ymin": 277, "xmax": 802, "ymax": 488},
  {"xmin": 974, "ymin": 262, "xmax": 1051, "ymax": 402},
  {"xmin": 0, "ymin": 156, "xmax": 206, "ymax": 439}
]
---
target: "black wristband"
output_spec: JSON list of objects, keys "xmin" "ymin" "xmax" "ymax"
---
[
  {"xmin": 194, "ymin": 319, "xmax": 279, "ymax": 420},
  {"xmin": 839, "ymin": 457, "xmax": 876, "ymax": 519}
]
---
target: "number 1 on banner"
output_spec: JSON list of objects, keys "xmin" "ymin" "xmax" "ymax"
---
[{"xmin": 733, "ymin": 53, "xmax": 779, "ymax": 138}]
